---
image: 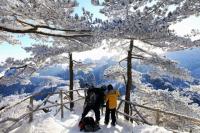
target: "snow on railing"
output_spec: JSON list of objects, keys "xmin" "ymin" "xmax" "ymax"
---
[
  {"xmin": 1, "ymin": 89, "xmax": 200, "ymax": 133},
  {"xmin": 0, "ymin": 88, "xmax": 86, "ymax": 133},
  {"xmin": 116, "ymin": 98, "xmax": 200, "ymax": 132}
]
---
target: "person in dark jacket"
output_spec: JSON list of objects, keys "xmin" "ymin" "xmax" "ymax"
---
[
  {"xmin": 99, "ymin": 85, "xmax": 107, "ymax": 114},
  {"xmin": 104, "ymin": 84, "xmax": 120, "ymax": 126},
  {"xmin": 81, "ymin": 86, "xmax": 101, "ymax": 124}
]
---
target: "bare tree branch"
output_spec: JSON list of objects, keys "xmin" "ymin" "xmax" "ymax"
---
[
  {"xmin": 0, "ymin": 26, "xmax": 92, "ymax": 38},
  {"xmin": 16, "ymin": 18, "xmax": 91, "ymax": 33},
  {"xmin": 119, "ymin": 57, "xmax": 127, "ymax": 68}
]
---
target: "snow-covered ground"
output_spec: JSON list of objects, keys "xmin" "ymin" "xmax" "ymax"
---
[
  {"xmin": 12, "ymin": 114, "xmax": 173, "ymax": 133},
  {"xmin": 1, "ymin": 92, "xmax": 175, "ymax": 133}
]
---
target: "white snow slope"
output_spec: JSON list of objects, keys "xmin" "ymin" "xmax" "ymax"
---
[
  {"xmin": 12, "ymin": 111, "xmax": 172, "ymax": 133},
  {"xmin": 3, "ymin": 92, "xmax": 174, "ymax": 133}
]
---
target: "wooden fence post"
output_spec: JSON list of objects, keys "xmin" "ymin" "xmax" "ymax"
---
[
  {"xmin": 116, "ymin": 100, "xmax": 123, "ymax": 119},
  {"xmin": 60, "ymin": 90, "xmax": 64, "ymax": 119},
  {"xmin": 130, "ymin": 104, "xmax": 133, "ymax": 123},
  {"xmin": 29, "ymin": 96, "xmax": 33, "ymax": 123},
  {"xmin": 84, "ymin": 89, "xmax": 86, "ymax": 97},
  {"xmin": 156, "ymin": 110, "xmax": 160, "ymax": 125}
]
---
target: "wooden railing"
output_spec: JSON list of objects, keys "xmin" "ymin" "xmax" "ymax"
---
[
  {"xmin": 1, "ymin": 90, "xmax": 200, "ymax": 133},
  {"xmin": 0, "ymin": 88, "xmax": 86, "ymax": 133},
  {"xmin": 116, "ymin": 98, "xmax": 200, "ymax": 132}
]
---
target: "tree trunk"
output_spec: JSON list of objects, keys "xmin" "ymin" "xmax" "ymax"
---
[
  {"xmin": 29, "ymin": 96, "xmax": 33, "ymax": 123},
  {"xmin": 69, "ymin": 53, "xmax": 74, "ymax": 110},
  {"xmin": 60, "ymin": 90, "xmax": 64, "ymax": 118},
  {"xmin": 124, "ymin": 39, "xmax": 133, "ymax": 121}
]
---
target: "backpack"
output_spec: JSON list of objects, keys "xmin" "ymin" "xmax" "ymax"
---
[
  {"xmin": 78, "ymin": 117, "xmax": 100, "ymax": 132},
  {"xmin": 85, "ymin": 89, "xmax": 97, "ymax": 106}
]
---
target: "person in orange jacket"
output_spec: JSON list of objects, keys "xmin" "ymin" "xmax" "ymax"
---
[{"xmin": 104, "ymin": 84, "xmax": 120, "ymax": 126}]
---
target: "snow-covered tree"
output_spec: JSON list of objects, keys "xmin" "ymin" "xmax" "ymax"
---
[
  {"xmin": 91, "ymin": 0, "xmax": 200, "ymax": 120},
  {"xmin": 0, "ymin": 40, "xmax": 100, "ymax": 108},
  {"xmin": 0, "ymin": 58, "xmax": 36, "ymax": 85},
  {"xmin": 0, "ymin": 0, "xmax": 100, "ymax": 109},
  {"xmin": 0, "ymin": 0, "xmax": 94, "ymax": 45},
  {"xmin": 1, "ymin": 0, "xmax": 200, "ymax": 126},
  {"xmin": 0, "ymin": 0, "xmax": 102, "ymax": 81}
]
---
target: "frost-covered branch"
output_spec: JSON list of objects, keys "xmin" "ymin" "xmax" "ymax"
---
[
  {"xmin": 0, "ymin": 0, "xmax": 93, "ymax": 44},
  {"xmin": 0, "ymin": 63, "xmax": 36, "ymax": 85},
  {"xmin": 104, "ymin": 64, "xmax": 142, "ymax": 85},
  {"xmin": 142, "ymin": 55, "xmax": 192, "ymax": 81}
]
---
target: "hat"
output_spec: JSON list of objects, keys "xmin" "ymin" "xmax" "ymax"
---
[{"xmin": 107, "ymin": 84, "xmax": 113, "ymax": 91}]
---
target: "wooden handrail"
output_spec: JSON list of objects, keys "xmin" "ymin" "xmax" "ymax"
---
[
  {"xmin": 2, "ymin": 88, "xmax": 200, "ymax": 133},
  {"xmin": 0, "ymin": 88, "xmax": 86, "ymax": 114},
  {"xmin": 1, "ymin": 88, "xmax": 86, "ymax": 132},
  {"xmin": 2, "ymin": 97, "xmax": 84, "ymax": 132},
  {"xmin": 117, "ymin": 110, "xmax": 152, "ymax": 125},
  {"xmin": 31, "ymin": 88, "xmax": 86, "ymax": 97},
  {"xmin": 117, "ymin": 98, "xmax": 200, "ymax": 126},
  {"xmin": 33, "ymin": 97, "xmax": 84, "ymax": 112},
  {"xmin": 0, "ymin": 94, "xmax": 31, "ymax": 114}
]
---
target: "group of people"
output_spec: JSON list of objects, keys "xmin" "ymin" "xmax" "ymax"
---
[{"xmin": 81, "ymin": 84, "xmax": 120, "ymax": 126}]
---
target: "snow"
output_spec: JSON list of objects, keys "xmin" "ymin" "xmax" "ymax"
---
[
  {"xmin": 133, "ymin": 125, "xmax": 172, "ymax": 133},
  {"xmin": 73, "ymin": 42, "xmax": 119, "ymax": 61},
  {"xmin": 5, "ymin": 93, "xmax": 173, "ymax": 133},
  {"xmin": 12, "ymin": 112, "xmax": 172, "ymax": 133}
]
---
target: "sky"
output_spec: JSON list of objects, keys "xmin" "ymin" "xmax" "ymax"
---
[
  {"xmin": 0, "ymin": 1, "xmax": 200, "ymax": 62},
  {"xmin": 0, "ymin": 35, "xmax": 32, "ymax": 62},
  {"xmin": 74, "ymin": 0, "xmax": 105, "ymax": 19}
]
